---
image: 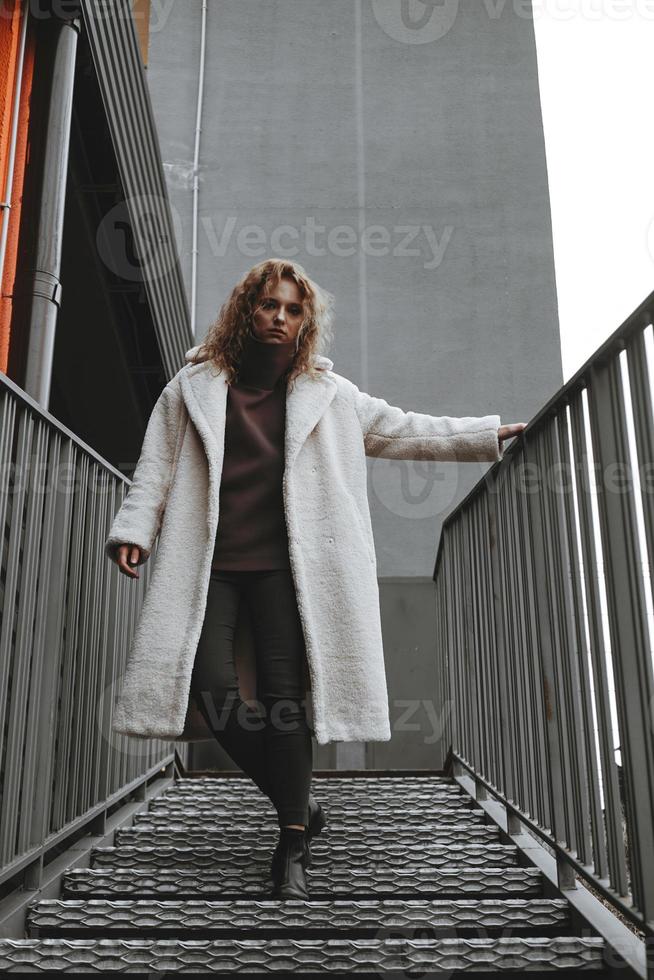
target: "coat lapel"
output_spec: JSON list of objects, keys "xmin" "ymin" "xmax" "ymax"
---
[
  {"xmin": 178, "ymin": 349, "xmax": 336, "ymax": 532},
  {"xmin": 285, "ymin": 364, "xmax": 337, "ymax": 470}
]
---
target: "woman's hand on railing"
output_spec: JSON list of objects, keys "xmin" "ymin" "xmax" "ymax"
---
[
  {"xmin": 116, "ymin": 543, "xmax": 143, "ymax": 579},
  {"xmin": 498, "ymin": 422, "xmax": 527, "ymax": 447}
]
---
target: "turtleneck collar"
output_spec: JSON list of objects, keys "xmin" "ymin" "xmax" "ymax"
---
[{"xmin": 235, "ymin": 328, "xmax": 297, "ymax": 391}]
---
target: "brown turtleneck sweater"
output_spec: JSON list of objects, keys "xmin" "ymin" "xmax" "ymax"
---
[{"xmin": 211, "ymin": 329, "xmax": 296, "ymax": 571}]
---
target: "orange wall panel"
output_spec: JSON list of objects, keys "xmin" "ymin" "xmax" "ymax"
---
[
  {"xmin": 0, "ymin": 0, "xmax": 34, "ymax": 375},
  {"xmin": 132, "ymin": 0, "xmax": 150, "ymax": 67}
]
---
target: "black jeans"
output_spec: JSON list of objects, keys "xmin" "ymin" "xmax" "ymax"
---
[{"xmin": 189, "ymin": 568, "xmax": 313, "ymax": 828}]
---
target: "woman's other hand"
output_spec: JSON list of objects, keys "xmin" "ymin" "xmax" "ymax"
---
[
  {"xmin": 116, "ymin": 543, "xmax": 143, "ymax": 579},
  {"xmin": 498, "ymin": 422, "xmax": 527, "ymax": 447}
]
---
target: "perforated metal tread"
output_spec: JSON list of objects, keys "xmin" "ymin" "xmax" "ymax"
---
[
  {"xmin": 27, "ymin": 897, "xmax": 571, "ymax": 937},
  {"xmin": 179, "ymin": 775, "xmax": 458, "ymax": 784},
  {"xmin": 151, "ymin": 784, "xmax": 470, "ymax": 801},
  {"xmin": 62, "ymin": 865, "xmax": 545, "ymax": 899},
  {"xmin": 115, "ymin": 823, "xmax": 500, "ymax": 849},
  {"xmin": 174, "ymin": 776, "xmax": 460, "ymax": 792},
  {"xmin": 134, "ymin": 805, "xmax": 486, "ymax": 826},
  {"xmin": 169, "ymin": 780, "xmax": 465, "ymax": 791},
  {"xmin": 8, "ymin": 774, "xmax": 606, "ymax": 974},
  {"xmin": 90, "ymin": 842, "xmax": 520, "ymax": 873},
  {"xmin": 0, "ymin": 936, "xmax": 608, "ymax": 973},
  {"xmin": 148, "ymin": 799, "xmax": 478, "ymax": 819},
  {"xmin": 166, "ymin": 784, "xmax": 467, "ymax": 802}
]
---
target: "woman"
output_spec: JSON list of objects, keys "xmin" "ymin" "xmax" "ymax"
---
[{"xmin": 105, "ymin": 257, "xmax": 526, "ymax": 900}]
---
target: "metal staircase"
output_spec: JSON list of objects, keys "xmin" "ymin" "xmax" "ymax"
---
[{"xmin": 0, "ymin": 773, "xmax": 616, "ymax": 976}]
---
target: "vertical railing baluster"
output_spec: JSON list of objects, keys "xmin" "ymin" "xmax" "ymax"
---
[
  {"xmin": 569, "ymin": 392, "xmax": 621, "ymax": 890},
  {"xmin": 444, "ymin": 530, "xmax": 457, "ymax": 757},
  {"xmin": 626, "ymin": 328, "xmax": 654, "ymax": 613},
  {"xmin": 524, "ymin": 424, "xmax": 577, "ymax": 889},
  {"xmin": 557, "ymin": 401, "xmax": 601, "ymax": 871},
  {"xmin": 543, "ymin": 419, "xmax": 577, "ymax": 857},
  {"xmin": 460, "ymin": 517, "xmax": 474, "ymax": 769},
  {"xmin": 504, "ymin": 472, "xmax": 522, "ymax": 807},
  {"xmin": 26, "ymin": 431, "xmax": 68, "ymax": 874},
  {"xmin": 93, "ymin": 467, "xmax": 110, "ymax": 806},
  {"xmin": 2, "ymin": 410, "xmax": 34, "ymax": 866},
  {"xmin": 488, "ymin": 466, "xmax": 515, "ymax": 804},
  {"xmin": 549, "ymin": 409, "xmax": 589, "ymax": 863},
  {"xmin": 0, "ymin": 392, "xmax": 18, "ymax": 861},
  {"xmin": 455, "ymin": 522, "xmax": 468, "ymax": 763},
  {"xmin": 70, "ymin": 453, "xmax": 91, "ymax": 821},
  {"xmin": 587, "ymin": 355, "xmax": 654, "ymax": 921},
  {"xmin": 470, "ymin": 505, "xmax": 488, "ymax": 780},
  {"xmin": 482, "ymin": 496, "xmax": 501, "ymax": 790},
  {"xmin": 18, "ymin": 417, "xmax": 49, "ymax": 886},
  {"xmin": 519, "ymin": 444, "xmax": 551, "ymax": 832}
]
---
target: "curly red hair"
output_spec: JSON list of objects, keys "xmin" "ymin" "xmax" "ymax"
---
[{"xmin": 189, "ymin": 258, "xmax": 334, "ymax": 389}]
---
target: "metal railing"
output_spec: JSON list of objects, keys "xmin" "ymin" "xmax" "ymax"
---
[
  {"xmin": 0, "ymin": 371, "xmax": 183, "ymax": 893},
  {"xmin": 434, "ymin": 290, "xmax": 654, "ymax": 953}
]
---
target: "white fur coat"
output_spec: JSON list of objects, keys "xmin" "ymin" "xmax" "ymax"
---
[{"xmin": 104, "ymin": 347, "xmax": 503, "ymax": 745}]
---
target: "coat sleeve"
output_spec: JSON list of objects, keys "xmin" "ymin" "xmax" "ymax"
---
[
  {"xmin": 104, "ymin": 381, "xmax": 184, "ymax": 565},
  {"xmin": 350, "ymin": 383, "xmax": 504, "ymax": 462}
]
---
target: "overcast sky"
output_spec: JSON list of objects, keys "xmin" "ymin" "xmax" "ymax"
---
[{"xmin": 532, "ymin": 5, "xmax": 654, "ymax": 382}]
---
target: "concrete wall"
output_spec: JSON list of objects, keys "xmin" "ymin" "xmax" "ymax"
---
[{"xmin": 145, "ymin": 0, "xmax": 562, "ymax": 769}]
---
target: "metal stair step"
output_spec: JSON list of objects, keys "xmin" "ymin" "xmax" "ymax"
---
[
  {"xmin": 26, "ymin": 897, "xmax": 572, "ymax": 939},
  {"xmin": 18, "ymin": 773, "xmax": 606, "ymax": 975},
  {"xmin": 174, "ymin": 776, "xmax": 459, "ymax": 789},
  {"xmin": 146, "ymin": 799, "xmax": 479, "ymax": 818},
  {"xmin": 160, "ymin": 793, "xmax": 469, "ymax": 810},
  {"xmin": 89, "ymin": 843, "xmax": 520, "ymax": 873},
  {"xmin": 61, "ymin": 865, "xmax": 545, "ymax": 899},
  {"xmin": 133, "ymin": 805, "xmax": 486, "ymax": 827},
  {"xmin": 165, "ymin": 786, "xmax": 467, "ymax": 802},
  {"xmin": 152, "ymin": 783, "xmax": 469, "ymax": 799},
  {"xmin": 114, "ymin": 823, "xmax": 500, "ymax": 849},
  {"xmin": 0, "ymin": 936, "xmax": 609, "ymax": 974}
]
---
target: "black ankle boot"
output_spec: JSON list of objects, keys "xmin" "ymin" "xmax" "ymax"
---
[
  {"xmin": 270, "ymin": 828, "xmax": 309, "ymax": 899},
  {"xmin": 270, "ymin": 794, "xmax": 327, "ymax": 878},
  {"xmin": 304, "ymin": 794, "xmax": 327, "ymax": 869}
]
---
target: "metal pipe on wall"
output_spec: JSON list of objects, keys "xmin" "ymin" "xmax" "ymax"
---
[
  {"xmin": 190, "ymin": 0, "xmax": 208, "ymax": 336},
  {"xmin": 24, "ymin": 6, "xmax": 80, "ymax": 409}
]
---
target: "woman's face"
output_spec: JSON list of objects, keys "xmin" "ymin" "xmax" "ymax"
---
[{"xmin": 251, "ymin": 277, "xmax": 305, "ymax": 344}]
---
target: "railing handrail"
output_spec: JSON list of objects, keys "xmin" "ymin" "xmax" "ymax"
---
[
  {"xmin": 434, "ymin": 285, "xmax": 654, "ymax": 578},
  {"xmin": 433, "ymin": 288, "xmax": 654, "ymax": 948},
  {"xmin": 0, "ymin": 371, "xmax": 181, "ymax": 902},
  {"xmin": 0, "ymin": 368, "xmax": 133, "ymax": 484}
]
